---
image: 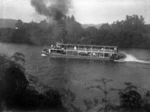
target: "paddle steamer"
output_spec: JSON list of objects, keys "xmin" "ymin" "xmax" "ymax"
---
[{"xmin": 42, "ymin": 42, "xmax": 124, "ymax": 61}]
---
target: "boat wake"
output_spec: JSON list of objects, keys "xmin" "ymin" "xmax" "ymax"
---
[{"xmin": 115, "ymin": 53, "xmax": 150, "ymax": 64}]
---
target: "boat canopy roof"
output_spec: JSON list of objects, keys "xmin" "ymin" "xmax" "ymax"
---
[{"xmin": 56, "ymin": 43, "xmax": 118, "ymax": 49}]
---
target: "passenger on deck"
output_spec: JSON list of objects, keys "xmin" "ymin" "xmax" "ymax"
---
[
  {"xmin": 56, "ymin": 44, "xmax": 60, "ymax": 49},
  {"xmin": 51, "ymin": 45, "xmax": 54, "ymax": 49},
  {"xmin": 74, "ymin": 46, "xmax": 77, "ymax": 50},
  {"xmin": 49, "ymin": 49, "xmax": 51, "ymax": 53},
  {"xmin": 43, "ymin": 48, "xmax": 48, "ymax": 53}
]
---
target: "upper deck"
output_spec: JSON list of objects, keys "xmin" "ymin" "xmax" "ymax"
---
[{"xmin": 56, "ymin": 43, "xmax": 118, "ymax": 53}]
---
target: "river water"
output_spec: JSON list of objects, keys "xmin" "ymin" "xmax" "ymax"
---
[{"xmin": 1, "ymin": 43, "xmax": 150, "ymax": 109}]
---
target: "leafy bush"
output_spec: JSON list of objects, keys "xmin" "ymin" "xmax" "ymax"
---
[
  {"xmin": 0, "ymin": 53, "xmax": 65, "ymax": 111},
  {"xmin": 119, "ymin": 82, "xmax": 142, "ymax": 111}
]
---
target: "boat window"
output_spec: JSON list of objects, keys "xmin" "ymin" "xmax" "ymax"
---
[
  {"xmin": 85, "ymin": 46, "xmax": 92, "ymax": 51},
  {"xmin": 109, "ymin": 47, "xmax": 114, "ymax": 51},
  {"xmin": 61, "ymin": 45, "xmax": 66, "ymax": 49},
  {"xmin": 98, "ymin": 53, "xmax": 103, "ymax": 57},
  {"xmin": 79, "ymin": 46, "xmax": 85, "ymax": 48},
  {"xmin": 93, "ymin": 46, "xmax": 99, "ymax": 49},
  {"xmin": 78, "ymin": 46, "xmax": 86, "ymax": 50},
  {"xmin": 67, "ymin": 45, "xmax": 74, "ymax": 49},
  {"xmin": 51, "ymin": 50, "xmax": 57, "ymax": 53},
  {"xmin": 93, "ymin": 46, "xmax": 101, "ymax": 51},
  {"xmin": 104, "ymin": 53, "xmax": 110, "ymax": 57}
]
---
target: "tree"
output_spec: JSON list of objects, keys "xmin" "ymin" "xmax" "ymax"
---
[
  {"xmin": 86, "ymin": 78, "xmax": 114, "ymax": 112},
  {"xmin": 83, "ymin": 26, "xmax": 99, "ymax": 44},
  {"xmin": 65, "ymin": 20, "xmax": 83, "ymax": 43},
  {"xmin": 71, "ymin": 15, "xmax": 75, "ymax": 22},
  {"xmin": 10, "ymin": 52, "xmax": 25, "ymax": 66},
  {"xmin": 11, "ymin": 27, "xmax": 31, "ymax": 44},
  {"xmin": 119, "ymin": 82, "xmax": 142, "ymax": 110},
  {"xmin": 15, "ymin": 20, "xmax": 24, "ymax": 29},
  {"xmin": 143, "ymin": 91, "xmax": 150, "ymax": 112},
  {"xmin": 110, "ymin": 15, "xmax": 146, "ymax": 48}
]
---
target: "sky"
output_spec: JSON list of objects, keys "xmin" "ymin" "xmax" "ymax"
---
[{"xmin": 0, "ymin": 0, "xmax": 150, "ymax": 24}]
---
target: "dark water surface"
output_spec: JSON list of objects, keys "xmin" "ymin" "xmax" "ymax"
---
[{"xmin": 1, "ymin": 43, "xmax": 150, "ymax": 108}]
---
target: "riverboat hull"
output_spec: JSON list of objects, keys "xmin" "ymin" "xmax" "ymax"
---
[{"xmin": 42, "ymin": 53, "xmax": 115, "ymax": 61}]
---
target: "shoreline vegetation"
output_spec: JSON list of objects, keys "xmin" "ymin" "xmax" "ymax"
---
[
  {"xmin": 1, "ymin": 52, "xmax": 150, "ymax": 112},
  {"xmin": 0, "ymin": 15, "xmax": 150, "ymax": 49}
]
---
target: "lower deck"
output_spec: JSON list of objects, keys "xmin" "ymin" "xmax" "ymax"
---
[
  {"xmin": 48, "ymin": 53, "xmax": 113, "ymax": 61},
  {"xmin": 50, "ymin": 49, "xmax": 116, "ymax": 59}
]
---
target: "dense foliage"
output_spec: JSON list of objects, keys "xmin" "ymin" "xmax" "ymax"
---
[
  {"xmin": 0, "ymin": 15, "xmax": 150, "ymax": 48},
  {"xmin": 84, "ymin": 79, "xmax": 150, "ymax": 112},
  {"xmin": 0, "ymin": 53, "xmax": 66, "ymax": 111}
]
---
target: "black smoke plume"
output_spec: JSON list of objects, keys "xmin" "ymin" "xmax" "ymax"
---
[{"xmin": 31, "ymin": 0, "xmax": 71, "ymax": 22}]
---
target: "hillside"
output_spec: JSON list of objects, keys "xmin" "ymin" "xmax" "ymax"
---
[
  {"xmin": 81, "ymin": 23, "xmax": 102, "ymax": 29},
  {"xmin": 0, "ymin": 19, "xmax": 17, "ymax": 28},
  {"xmin": 0, "ymin": 19, "xmax": 103, "ymax": 29}
]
